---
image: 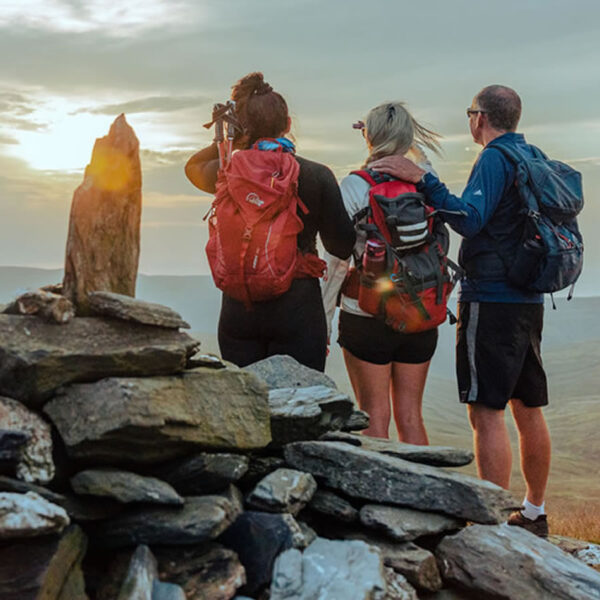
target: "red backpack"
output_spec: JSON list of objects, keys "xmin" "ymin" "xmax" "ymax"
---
[
  {"xmin": 345, "ymin": 169, "xmax": 462, "ymax": 333},
  {"xmin": 206, "ymin": 143, "xmax": 325, "ymax": 304}
]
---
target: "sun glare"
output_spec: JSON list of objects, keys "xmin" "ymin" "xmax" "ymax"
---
[
  {"xmin": 12, "ymin": 110, "xmax": 113, "ymax": 172},
  {"xmin": 6, "ymin": 95, "xmax": 189, "ymax": 172}
]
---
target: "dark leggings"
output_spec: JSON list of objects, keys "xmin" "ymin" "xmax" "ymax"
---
[{"xmin": 218, "ymin": 278, "xmax": 328, "ymax": 371}]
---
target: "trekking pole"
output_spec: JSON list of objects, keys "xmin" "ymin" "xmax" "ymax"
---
[
  {"xmin": 204, "ymin": 101, "xmax": 240, "ymax": 169},
  {"xmin": 204, "ymin": 103, "xmax": 227, "ymax": 170},
  {"xmin": 225, "ymin": 100, "xmax": 236, "ymax": 167},
  {"xmin": 214, "ymin": 110, "xmax": 225, "ymax": 170}
]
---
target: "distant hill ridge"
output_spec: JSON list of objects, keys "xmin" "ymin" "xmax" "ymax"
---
[{"xmin": 2, "ymin": 266, "xmax": 599, "ymax": 352}]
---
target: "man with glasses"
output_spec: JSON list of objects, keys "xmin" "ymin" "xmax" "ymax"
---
[{"xmin": 371, "ymin": 85, "xmax": 551, "ymax": 537}]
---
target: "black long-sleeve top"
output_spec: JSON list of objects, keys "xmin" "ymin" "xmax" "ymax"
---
[{"xmin": 186, "ymin": 144, "xmax": 356, "ymax": 259}]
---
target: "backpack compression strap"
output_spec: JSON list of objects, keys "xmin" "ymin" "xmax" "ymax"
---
[{"xmin": 349, "ymin": 169, "xmax": 396, "ymax": 225}]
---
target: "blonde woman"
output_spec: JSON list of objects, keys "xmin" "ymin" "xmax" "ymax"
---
[{"xmin": 322, "ymin": 102, "xmax": 442, "ymax": 442}]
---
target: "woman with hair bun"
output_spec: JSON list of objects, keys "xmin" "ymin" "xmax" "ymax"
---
[
  {"xmin": 186, "ymin": 72, "xmax": 355, "ymax": 371},
  {"xmin": 322, "ymin": 101, "xmax": 443, "ymax": 442}
]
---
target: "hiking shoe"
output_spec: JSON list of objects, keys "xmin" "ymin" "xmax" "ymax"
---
[{"xmin": 507, "ymin": 511, "xmax": 548, "ymax": 538}]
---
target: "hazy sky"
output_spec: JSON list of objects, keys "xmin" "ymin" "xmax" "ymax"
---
[{"xmin": 1, "ymin": 0, "xmax": 599, "ymax": 292}]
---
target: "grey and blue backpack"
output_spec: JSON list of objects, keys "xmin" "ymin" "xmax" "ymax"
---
[{"xmin": 489, "ymin": 143, "xmax": 584, "ymax": 296}]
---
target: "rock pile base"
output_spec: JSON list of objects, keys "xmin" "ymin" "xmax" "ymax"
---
[{"xmin": 1, "ymin": 300, "xmax": 599, "ymax": 599}]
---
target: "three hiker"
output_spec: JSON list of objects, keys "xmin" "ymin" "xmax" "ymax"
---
[
  {"xmin": 372, "ymin": 85, "xmax": 582, "ymax": 537},
  {"xmin": 186, "ymin": 75, "xmax": 584, "ymax": 538},
  {"xmin": 321, "ymin": 102, "xmax": 457, "ymax": 443},
  {"xmin": 185, "ymin": 72, "xmax": 355, "ymax": 371}
]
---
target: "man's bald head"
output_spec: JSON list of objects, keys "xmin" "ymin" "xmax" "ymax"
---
[{"xmin": 475, "ymin": 85, "xmax": 522, "ymax": 132}]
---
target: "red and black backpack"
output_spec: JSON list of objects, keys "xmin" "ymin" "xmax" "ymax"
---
[
  {"xmin": 205, "ymin": 140, "xmax": 326, "ymax": 305},
  {"xmin": 345, "ymin": 169, "xmax": 462, "ymax": 333}
]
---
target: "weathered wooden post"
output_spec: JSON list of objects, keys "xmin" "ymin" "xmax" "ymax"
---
[{"xmin": 63, "ymin": 114, "xmax": 142, "ymax": 315}]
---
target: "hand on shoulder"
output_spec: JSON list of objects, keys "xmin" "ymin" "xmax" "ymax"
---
[{"xmin": 369, "ymin": 154, "xmax": 425, "ymax": 183}]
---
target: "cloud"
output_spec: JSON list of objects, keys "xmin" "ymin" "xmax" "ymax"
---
[
  {"xmin": 143, "ymin": 191, "xmax": 211, "ymax": 207},
  {"xmin": 0, "ymin": 134, "xmax": 18, "ymax": 145},
  {"xmin": 0, "ymin": 91, "xmax": 36, "ymax": 115},
  {"xmin": 568, "ymin": 157, "xmax": 600, "ymax": 167},
  {"xmin": 0, "ymin": 0, "xmax": 193, "ymax": 37},
  {"xmin": 141, "ymin": 148, "xmax": 195, "ymax": 167},
  {"xmin": 1, "ymin": 116, "xmax": 48, "ymax": 132},
  {"xmin": 0, "ymin": 89, "xmax": 48, "ymax": 135},
  {"xmin": 1, "ymin": 0, "xmax": 599, "ymax": 281},
  {"xmin": 74, "ymin": 95, "xmax": 208, "ymax": 116}
]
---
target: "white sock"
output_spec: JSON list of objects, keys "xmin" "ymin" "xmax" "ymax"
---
[{"xmin": 522, "ymin": 497, "xmax": 545, "ymax": 520}]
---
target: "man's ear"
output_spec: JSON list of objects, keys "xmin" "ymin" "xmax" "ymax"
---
[{"xmin": 284, "ymin": 116, "xmax": 292, "ymax": 135}]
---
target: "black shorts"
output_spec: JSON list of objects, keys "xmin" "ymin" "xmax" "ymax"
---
[
  {"xmin": 218, "ymin": 278, "xmax": 327, "ymax": 371},
  {"xmin": 456, "ymin": 302, "xmax": 548, "ymax": 410},
  {"xmin": 338, "ymin": 311, "xmax": 438, "ymax": 365}
]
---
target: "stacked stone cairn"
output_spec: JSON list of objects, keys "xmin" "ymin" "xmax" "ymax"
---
[{"xmin": 1, "ymin": 292, "xmax": 600, "ymax": 600}]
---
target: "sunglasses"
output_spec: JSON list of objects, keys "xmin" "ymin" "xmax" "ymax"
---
[{"xmin": 466, "ymin": 108, "xmax": 487, "ymax": 118}]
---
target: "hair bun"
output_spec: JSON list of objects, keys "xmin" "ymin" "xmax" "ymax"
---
[{"xmin": 255, "ymin": 82, "xmax": 273, "ymax": 95}]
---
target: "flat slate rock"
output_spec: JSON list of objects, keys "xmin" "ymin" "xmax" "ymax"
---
[
  {"xmin": 3, "ymin": 290, "xmax": 75, "ymax": 324},
  {"xmin": 238, "ymin": 455, "xmax": 286, "ymax": 489},
  {"xmin": 245, "ymin": 354, "xmax": 337, "ymax": 390},
  {"xmin": 418, "ymin": 591, "xmax": 472, "ymax": 600},
  {"xmin": 152, "ymin": 581, "xmax": 186, "ymax": 600},
  {"xmin": 70, "ymin": 468, "xmax": 183, "ymax": 505},
  {"xmin": 93, "ymin": 485, "xmax": 243, "ymax": 548},
  {"xmin": 270, "ymin": 538, "xmax": 386, "ymax": 600},
  {"xmin": 284, "ymin": 441, "xmax": 518, "ymax": 524},
  {"xmin": 117, "ymin": 545, "xmax": 157, "ymax": 600},
  {"xmin": 157, "ymin": 452, "xmax": 249, "ymax": 495},
  {"xmin": 359, "ymin": 504, "xmax": 464, "ymax": 542},
  {"xmin": 246, "ymin": 468, "xmax": 317, "ymax": 515},
  {"xmin": 0, "ymin": 475, "xmax": 123, "ymax": 522},
  {"xmin": 0, "ymin": 314, "xmax": 199, "ymax": 406},
  {"xmin": 308, "ymin": 489, "xmax": 359, "ymax": 523},
  {"xmin": 45, "ymin": 368, "xmax": 271, "ymax": 464},
  {"xmin": 0, "ymin": 524, "xmax": 87, "ymax": 600},
  {"xmin": 0, "ymin": 491, "xmax": 69, "ymax": 540},
  {"xmin": 57, "ymin": 562, "xmax": 88, "ymax": 600},
  {"xmin": 344, "ymin": 534, "xmax": 441, "ymax": 593},
  {"xmin": 186, "ymin": 352, "xmax": 227, "ymax": 370},
  {"xmin": 0, "ymin": 396, "xmax": 54, "ymax": 483},
  {"xmin": 88, "ymin": 291, "xmax": 190, "ymax": 329},
  {"xmin": 341, "ymin": 410, "xmax": 370, "ymax": 432},
  {"xmin": 549, "ymin": 535, "xmax": 600, "ymax": 571},
  {"xmin": 0, "ymin": 429, "xmax": 28, "ymax": 471},
  {"xmin": 320, "ymin": 431, "xmax": 474, "ymax": 468},
  {"xmin": 269, "ymin": 386, "xmax": 354, "ymax": 444},
  {"xmin": 381, "ymin": 567, "xmax": 419, "ymax": 600},
  {"xmin": 219, "ymin": 511, "xmax": 305, "ymax": 595},
  {"xmin": 436, "ymin": 524, "xmax": 600, "ymax": 600},
  {"xmin": 156, "ymin": 543, "xmax": 246, "ymax": 600}
]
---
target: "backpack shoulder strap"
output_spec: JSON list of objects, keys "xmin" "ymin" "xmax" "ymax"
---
[
  {"xmin": 485, "ymin": 142, "xmax": 523, "ymax": 165},
  {"xmin": 350, "ymin": 168, "xmax": 396, "ymax": 186},
  {"xmin": 486, "ymin": 141, "xmax": 547, "ymax": 165},
  {"xmin": 350, "ymin": 169, "xmax": 377, "ymax": 186},
  {"xmin": 347, "ymin": 171, "xmax": 373, "ymax": 224}
]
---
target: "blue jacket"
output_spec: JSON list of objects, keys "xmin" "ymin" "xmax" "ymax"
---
[{"xmin": 417, "ymin": 132, "xmax": 543, "ymax": 303}]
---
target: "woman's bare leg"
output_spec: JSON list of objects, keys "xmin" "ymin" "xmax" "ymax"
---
[
  {"xmin": 390, "ymin": 360, "xmax": 431, "ymax": 445},
  {"xmin": 343, "ymin": 348, "xmax": 392, "ymax": 438}
]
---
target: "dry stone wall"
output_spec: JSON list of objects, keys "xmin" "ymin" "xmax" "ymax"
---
[{"xmin": 1, "ymin": 293, "xmax": 599, "ymax": 599}]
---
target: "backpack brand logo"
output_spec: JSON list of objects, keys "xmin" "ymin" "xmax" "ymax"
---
[{"xmin": 246, "ymin": 192, "xmax": 264, "ymax": 207}]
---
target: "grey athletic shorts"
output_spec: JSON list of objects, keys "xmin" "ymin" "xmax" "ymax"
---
[{"xmin": 456, "ymin": 302, "xmax": 548, "ymax": 410}]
